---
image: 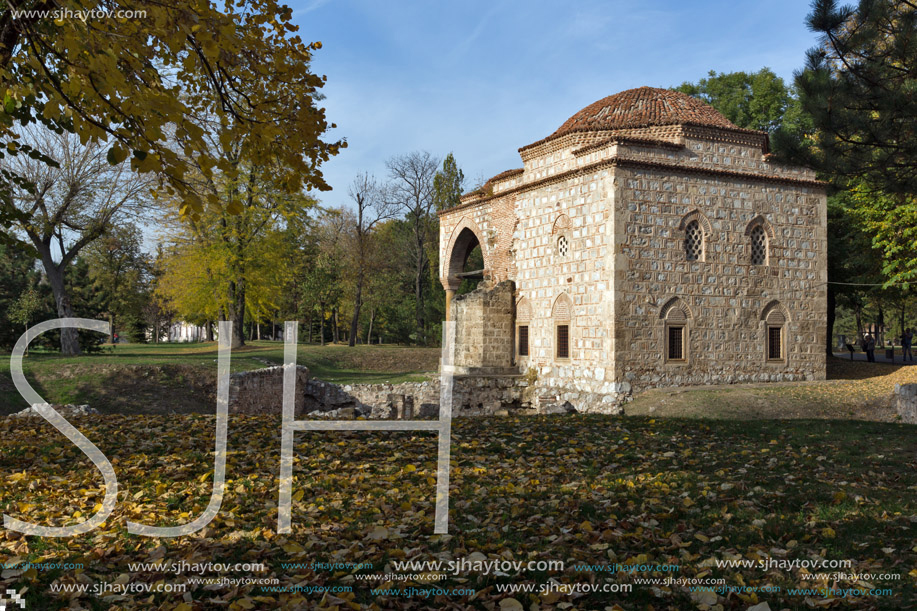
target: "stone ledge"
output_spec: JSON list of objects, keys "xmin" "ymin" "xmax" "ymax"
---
[{"xmin": 894, "ymin": 383, "xmax": 917, "ymax": 424}]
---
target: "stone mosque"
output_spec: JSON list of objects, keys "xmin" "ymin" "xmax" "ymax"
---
[{"xmin": 438, "ymin": 87, "xmax": 827, "ymax": 411}]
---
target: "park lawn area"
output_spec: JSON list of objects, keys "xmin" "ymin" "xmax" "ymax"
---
[
  {"xmin": 0, "ymin": 341, "xmax": 440, "ymax": 415},
  {"xmin": 0, "ymin": 413, "xmax": 914, "ymax": 610},
  {"xmin": 626, "ymin": 357, "xmax": 917, "ymax": 422}
]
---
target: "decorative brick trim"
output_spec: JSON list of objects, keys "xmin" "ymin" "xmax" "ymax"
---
[
  {"xmin": 442, "ymin": 216, "xmax": 489, "ymax": 283},
  {"xmin": 574, "ymin": 136, "xmax": 685, "ymax": 156},
  {"xmin": 439, "ymin": 155, "xmax": 825, "ymax": 216},
  {"xmin": 660, "ymin": 297, "xmax": 692, "ymax": 321},
  {"xmin": 762, "ymin": 300, "xmax": 791, "ymax": 323},
  {"xmin": 744, "ymin": 214, "xmax": 776, "ymax": 239}
]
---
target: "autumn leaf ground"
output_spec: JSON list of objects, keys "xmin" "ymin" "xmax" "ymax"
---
[{"xmin": 1, "ymin": 412, "xmax": 915, "ymax": 610}]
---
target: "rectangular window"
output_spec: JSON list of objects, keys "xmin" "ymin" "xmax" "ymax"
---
[
  {"xmin": 768, "ymin": 326, "xmax": 783, "ymax": 360},
  {"xmin": 667, "ymin": 326, "xmax": 685, "ymax": 361},
  {"xmin": 556, "ymin": 324, "xmax": 569, "ymax": 359},
  {"xmin": 518, "ymin": 325, "xmax": 529, "ymax": 356}
]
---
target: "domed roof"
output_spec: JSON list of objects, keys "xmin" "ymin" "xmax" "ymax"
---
[{"xmin": 550, "ymin": 86, "xmax": 741, "ymax": 138}]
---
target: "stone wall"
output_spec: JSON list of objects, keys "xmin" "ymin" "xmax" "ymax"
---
[
  {"xmin": 611, "ymin": 140, "xmax": 828, "ymax": 393},
  {"xmin": 894, "ymin": 384, "xmax": 917, "ymax": 424},
  {"xmin": 451, "ymin": 280, "xmax": 516, "ymax": 374},
  {"xmin": 228, "ymin": 365, "xmax": 310, "ymax": 415},
  {"xmin": 302, "ymin": 373, "xmax": 623, "ymax": 418}
]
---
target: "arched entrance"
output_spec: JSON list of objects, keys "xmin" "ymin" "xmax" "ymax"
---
[{"xmin": 442, "ymin": 220, "xmax": 489, "ymax": 320}]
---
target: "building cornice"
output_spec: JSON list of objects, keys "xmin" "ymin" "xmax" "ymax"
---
[{"xmin": 439, "ymin": 156, "xmax": 824, "ymax": 217}]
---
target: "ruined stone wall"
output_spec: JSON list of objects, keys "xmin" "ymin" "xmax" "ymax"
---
[
  {"xmin": 302, "ymin": 375, "xmax": 563, "ymax": 418},
  {"xmin": 228, "ymin": 365, "xmax": 310, "ymax": 415},
  {"xmin": 610, "ymin": 138, "xmax": 827, "ymax": 392},
  {"xmin": 452, "ymin": 280, "xmax": 515, "ymax": 374}
]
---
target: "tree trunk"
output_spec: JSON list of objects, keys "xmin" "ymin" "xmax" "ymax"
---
[
  {"xmin": 348, "ymin": 273, "xmax": 364, "ymax": 348},
  {"xmin": 415, "ymin": 246, "xmax": 426, "ymax": 345},
  {"xmin": 854, "ymin": 304, "xmax": 863, "ymax": 341},
  {"xmin": 319, "ymin": 303, "xmax": 325, "ymax": 346},
  {"xmin": 228, "ymin": 280, "xmax": 246, "ymax": 348},
  {"xmin": 366, "ymin": 308, "xmax": 375, "ymax": 345},
  {"xmin": 39, "ymin": 249, "xmax": 81, "ymax": 355},
  {"xmin": 877, "ymin": 304, "xmax": 885, "ymax": 346},
  {"xmin": 308, "ymin": 312, "xmax": 314, "ymax": 344},
  {"xmin": 256, "ymin": 323, "xmax": 261, "ymax": 341},
  {"xmin": 332, "ymin": 307, "xmax": 340, "ymax": 343},
  {"xmin": 206, "ymin": 321, "xmax": 214, "ymax": 342},
  {"xmin": 826, "ymin": 285, "xmax": 836, "ymax": 356}
]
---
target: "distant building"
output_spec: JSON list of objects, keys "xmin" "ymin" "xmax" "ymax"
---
[
  {"xmin": 164, "ymin": 321, "xmax": 209, "ymax": 343},
  {"xmin": 438, "ymin": 87, "xmax": 827, "ymax": 411}
]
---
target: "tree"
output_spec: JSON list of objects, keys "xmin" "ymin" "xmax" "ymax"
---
[
  {"xmin": 0, "ymin": 242, "xmax": 44, "ymax": 349},
  {"xmin": 432, "ymin": 153, "xmax": 465, "ymax": 211},
  {"xmin": 1, "ymin": 0, "xmax": 343, "ymax": 225},
  {"xmin": 788, "ymin": 1, "xmax": 917, "ymax": 285},
  {"xmin": 676, "ymin": 68, "xmax": 792, "ymax": 133},
  {"xmin": 8, "ymin": 285, "xmax": 40, "ymax": 352},
  {"xmin": 142, "ymin": 246, "xmax": 175, "ymax": 344},
  {"xmin": 675, "ymin": 68, "xmax": 813, "ymax": 157},
  {"xmin": 847, "ymin": 183, "xmax": 917, "ymax": 285},
  {"xmin": 826, "ymin": 192, "xmax": 884, "ymax": 352},
  {"xmin": 386, "ymin": 151, "xmax": 440, "ymax": 344},
  {"xmin": 5, "ymin": 127, "xmax": 151, "ymax": 354},
  {"xmin": 345, "ymin": 174, "xmax": 395, "ymax": 347},
  {"xmin": 792, "ymin": 0, "xmax": 917, "ymax": 197},
  {"xmin": 302, "ymin": 212, "xmax": 346, "ymax": 345},
  {"xmin": 158, "ymin": 179, "xmax": 306, "ymax": 349},
  {"xmin": 83, "ymin": 223, "xmax": 151, "ymax": 342}
]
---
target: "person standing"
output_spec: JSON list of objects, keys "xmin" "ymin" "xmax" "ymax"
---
[
  {"xmin": 903, "ymin": 328, "xmax": 913, "ymax": 363},
  {"xmin": 865, "ymin": 333, "xmax": 876, "ymax": 362}
]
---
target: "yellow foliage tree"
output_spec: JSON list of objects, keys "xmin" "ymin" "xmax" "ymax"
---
[{"xmin": 0, "ymin": 0, "xmax": 343, "ymax": 237}]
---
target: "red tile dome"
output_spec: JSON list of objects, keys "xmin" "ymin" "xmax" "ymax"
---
[{"xmin": 551, "ymin": 86, "xmax": 740, "ymax": 137}]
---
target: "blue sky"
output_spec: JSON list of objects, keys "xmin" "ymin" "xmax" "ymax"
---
[{"xmin": 289, "ymin": 0, "xmax": 819, "ymax": 200}]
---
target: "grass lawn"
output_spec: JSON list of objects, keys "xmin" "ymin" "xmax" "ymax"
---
[
  {"xmin": 0, "ymin": 341, "xmax": 440, "ymax": 415},
  {"xmin": 626, "ymin": 357, "xmax": 917, "ymax": 422},
  {"xmin": 0, "ymin": 413, "xmax": 914, "ymax": 609}
]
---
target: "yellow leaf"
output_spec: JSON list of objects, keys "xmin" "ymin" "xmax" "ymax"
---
[
  {"xmin": 404, "ymin": 464, "xmax": 417, "ymax": 473},
  {"xmin": 292, "ymin": 489, "xmax": 304, "ymax": 502}
]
